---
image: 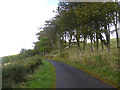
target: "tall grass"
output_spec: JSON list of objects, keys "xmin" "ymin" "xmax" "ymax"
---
[
  {"xmin": 43, "ymin": 38, "xmax": 118, "ymax": 88},
  {"xmin": 22, "ymin": 60, "xmax": 56, "ymax": 88},
  {"xmin": 2, "ymin": 55, "xmax": 42, "ymax": 88}
]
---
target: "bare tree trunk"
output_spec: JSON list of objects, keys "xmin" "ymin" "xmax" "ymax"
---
[
  {"xmin": 64, "ymin": 31, "xmax": 67, "ymax": 49},
  {"xmin": 90, "ymin": 36, "xmax": 94, "ymax": 52},
  {"xmin": 69, "ymin": 31, "xmax": 72, "ymax": 48},
  {"xmin": 96, "ymin": 32, "xmax": 99, "ymax": 51},
  {"xmin": 107, "ymin": 24, "xmax": 110, "ymax": 52},
  {"xmin": 76, "ymin": 30, "xmax": 81, "ymax": 54},
  {"xmin": 83, "ymin": 36, "xmax": 87, "ymax": 53},
  {"xmin": 104, "ymin": 21, "xmax": 110, "ymax": 52},
  {"xmin": 115, "ymin": 12, "xmax": 119, "ymax": 48},
  {"xmin": 50, "ymin": 40, "xmax": 55, "ymax": 54},
  {"xmin": 99, "ymin": 34, "xmax": 104, "ymax": 51},
  {"xmin": 69, "ymin": 39, "xmax": 71, "ymax": 48},
  {"xmin": 118, "ymin": 3, "xmax": 120, "ymax": 89},
  {"xmin": 77, "ymin": 38, "xmax": 81, "ymax": 54},
  {"xmin": 119, "ymin": 3, "xmax": 120, "ymax": 48},
  {"xmin": 58, "ymin": 35, "xmax": 61, "ymax": 55},
  {"xmin": 89, "ymin": 29, "xmax": 94, "ymax": 52}
]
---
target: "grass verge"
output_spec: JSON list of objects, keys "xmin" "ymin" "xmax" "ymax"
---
[
  {"xmin": 42, "ymin": 38, "xmax": 118, "ymax": 88},
  {"xmin": 43, "ymin": 57, "xmax": 118, "ymax": 88},
  {"xmin": 21, "ymin": 60, "xmax": 56, "ymax": 88}
]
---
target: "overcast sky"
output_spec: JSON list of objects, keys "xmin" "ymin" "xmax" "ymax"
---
[{"xmin": 0, "ymin": 0, "xmax": 58, "ymax": 57}]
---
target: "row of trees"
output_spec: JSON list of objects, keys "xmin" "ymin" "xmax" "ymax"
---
[{"xmin": 34, "ymin": 2, "xmax": 120, "ymax": 55}]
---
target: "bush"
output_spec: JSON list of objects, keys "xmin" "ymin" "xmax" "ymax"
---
[
  {"xmin": 2, "ymin": 55, "xmax": 42, "ymax": 88},
  {"xmin": 2, "ymin": 64, "xmax": 27, "ymax": 85},
  {"xmin": 2, "ymin": 78, "xmax": 14, "ymax": 88},
  {"xmin": 59, "ymin": 52, "xmax": 69, "ymax": 58}
]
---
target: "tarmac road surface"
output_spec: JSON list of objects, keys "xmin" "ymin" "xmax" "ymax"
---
[{"xmin": 43, "ymin": 59, "xmax": 115, "ymax": 88}]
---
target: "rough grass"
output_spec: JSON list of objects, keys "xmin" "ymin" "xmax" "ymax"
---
[
  {"xmin": 2, "ymin": 54, "xmax": 56, "ymax": 88},
  {"xmin": 21, "ymin": 60, "xmax": 56, "ymax": 88},
  {"xmin": 43, "ymin": 38, "xmax": 119, "ymax": 88},
  {"xmin": 2, "ymin": 55, "xmax": 42, "ymax": 88}
]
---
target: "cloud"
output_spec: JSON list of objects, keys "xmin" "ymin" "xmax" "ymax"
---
[{"xmin": 0, "ymin": 0, "xmax": 57, "ymax": 57}]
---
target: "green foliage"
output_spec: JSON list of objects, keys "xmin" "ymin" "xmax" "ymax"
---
[
  {"xmin": 34, "ymin": 2, "xmax": 119, "ymax": 55},
  {"xmin": 2, "ymin": 64, "xmax": 27, "ymax": 85},
  {"xmin": 44, "ymin": 39, "xmax": 118, "ymax": 88},
  {"xmin": 94, "ymin": 54, "xmax": 102, "ymax": 61},
  {"xmin": 20, "ymin": 49, "xmax": 36, "ymax": 58},
  {"xmin": 59, "ymin": 52, "xmax": 69, "ymax": 58},
  {"xmin": 34, "ymin": 37, "xmax": 52, "ymax": 55},
  {"xmin": 23, "ymin": 60, "xmax": 56, "ymax": 88},
  {"xmin": 2, "ymin": 49, "xmax": 37, "ymax": 64},
  {"xmin": 2, "ymin": 55, "xmax": 42, "ymax": 88},
  {"xmin": 20, "ymin": 48, "xmax": 27, "ymax": 54},
  {"xmin": 2, "ymin": 55, "xmax": 18, "ymax": 64}
]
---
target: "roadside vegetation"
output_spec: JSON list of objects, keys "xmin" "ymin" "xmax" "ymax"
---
[
  {"xmin": 1, "ymin": 1, "xmax": 120, "ymax": 89},
  {"xmin": 33, "ymin": 2, "xmax": 119, "ymax": 88},
  {"xmin": 2, "ymin": 51, "xmax": 42, "ymax": 88},
  {"xmin": 2, "ymin": 49, "xmax": 55, "ymax": 89},
  {"xmin": 43, "ymin": 38, "xmax": 118, "ymax": 88},
  {"xmin": 22, "ymin": 60, "xmax": 56, "ymax": 88}
]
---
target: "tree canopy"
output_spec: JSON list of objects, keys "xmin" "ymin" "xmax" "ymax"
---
[{"xmin": 34, "ymin": 2, "xmax": 119, "ymax": 55}]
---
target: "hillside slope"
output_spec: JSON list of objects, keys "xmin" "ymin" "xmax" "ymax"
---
[{"xmin": 43, "ymin": 38, "xmax": 119, "ymax": 88}]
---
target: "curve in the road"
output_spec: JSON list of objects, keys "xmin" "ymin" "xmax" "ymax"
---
[{"xmin": 43, "ymin": 59, "xmax": 115, "ymax": 88}]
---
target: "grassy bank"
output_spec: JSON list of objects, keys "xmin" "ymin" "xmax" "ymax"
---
[
  {"xmin": 22, "ymin": 60, "xmax": 56, "ymax": 88},
  {"xmin": 43, "ymin": 39, "xmax": 119, "ymax": 88},
  {"xmin": 2, "ymin": 55, "xmax": 42, "ymax": 88},
  {"xmin": 2, "ymin": 54, "xmax": 56, "ymax": 88}
]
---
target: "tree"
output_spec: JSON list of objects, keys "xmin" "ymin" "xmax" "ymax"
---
[
  {"xmin": 34, "ymin": 1, "xmax": 118, "ymax": 55},
  {"xmin": 34, "ymin": 37, "xmax": 50, "ymax": 55},
  {"xmin": 20, "ymin": 48, "xmax": 27, "ymax": 54}
]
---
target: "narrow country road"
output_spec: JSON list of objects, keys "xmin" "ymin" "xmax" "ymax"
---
[{"xmin": 43, "ymin": 59, "xmax": 114, "ymax": 88}]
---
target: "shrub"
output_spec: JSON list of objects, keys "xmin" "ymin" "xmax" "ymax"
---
[
  {"xmin": 2, "ymin": 64, "xmax": 27, "ymax": 84},
  {"xmin": 2, "ymin": 55, "xmax": 42, "ymax": 88},
  {"xmin": 2, "ymin": 78, "xmax": 14, "ymax": 88},
  {"xmin": 59, "ymin": 52, "xmax": 69, "ymax": 58}
]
